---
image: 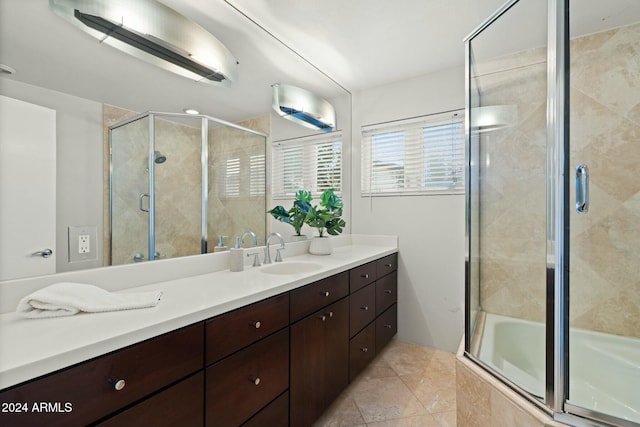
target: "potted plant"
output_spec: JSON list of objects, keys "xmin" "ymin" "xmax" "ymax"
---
[
  {"xmin": 268, "ymin": 190, "xmax": 313, "ymax": 239},
  {"xmin": 304, "ymin": 188, "xmax": 346, "ymax": 255}
]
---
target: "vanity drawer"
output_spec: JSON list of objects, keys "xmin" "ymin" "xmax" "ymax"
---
[
  {"xmin": 349, "ymin": 260, "xmax": 376, "ymax": 292},
  {"xmin": 376, "ymin": 303, "xmax": 398, "ymax": 352},
  {"xmin": 349, "ymin": 322, "xmax": 376, "ymax": 382},
  {"xmin": 349, "ymin": 283, "xmax": 376, "ymax": 338},
  {"xmin": 206, "ymin": 293, "xmax": 289, "ymax": 365},
  {"xmin": 95, "ymin": 372, "xmax": 203, "ymax": 427},
  {"xmin": 376, "ymin": 253, "xmax": 398, "ymax": 279},
  {"xmin": 0, "ymin": 323, "xmax": 203, "ymax": 427},
  {"xmin": 205, "ymin": 328, "xmax": 289, "ymax": 427},
  {"xmin": 375, "ymin": 272, "xmax": 397, "ymax": 315},
  {"xmin": 242, "ymin": 391, "xmax": 289, "ymax": 427},
  {"xmin": 290, "ymin": 271, "xmax": 348, "ymax": 322}
]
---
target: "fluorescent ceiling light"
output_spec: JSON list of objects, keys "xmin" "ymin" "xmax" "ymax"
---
[
  {"xmin": 272, "ymin": 83, "xmax": 336, "ymax": 133},
  {"xmin": 50, "ymin": 0, "xmax": 238, "ymax": 86}
]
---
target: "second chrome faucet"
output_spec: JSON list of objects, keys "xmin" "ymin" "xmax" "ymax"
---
[{"xmin": 264, "ymin": 232, "xmax": 285, "ymax": 264}]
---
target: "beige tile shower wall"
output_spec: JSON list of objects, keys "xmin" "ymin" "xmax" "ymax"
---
[
  {"xmin": 478, "ymin": 24, "xmax": 640, "ymax": 338},
  {"xmin": 568, "ymin": 24, "xmax": 640, "ymax": 337},
  {"xmin": 207, "ymin": 115, "xmax": 269, "ymax": 249},
  {"xmin": 476, "ymin": 46, "xmax": 548, "ymax": 324}
]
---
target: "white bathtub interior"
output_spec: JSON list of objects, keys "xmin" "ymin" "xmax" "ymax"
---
[{"xmin": 478, "ymin": 313, "xmax": 640, "ymax": 424}]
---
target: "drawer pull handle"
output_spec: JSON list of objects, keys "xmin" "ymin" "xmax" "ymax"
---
[
  {"xmin": 361, "ymin": 347, "xmax": 368, "ymax": 353},
  {"xmin": 326, "ymin": 311, "xmax": 334, "ymax": 318},
  {"xmin": 250, "ymin": 321, "xmax": 261, "ymax": 329},
  {"xmin": 384, "ymin": 289, "xmax": 392, "ymax": 295},
  {"xmin": 320, "ymin": 291, "xmax": 330, "ymax": 297},
  {"xmin": 384, "ymin": 324, "xmax": 392, "ymax": 329},
  {"xmin": 385, "ymin": 263, "xmax": 392, "ymax": 268},
  {"xmin": 360, "ymin": 305, "xmax": 369, "ymax": 311},
  {"xmin": 109, "ymin": 378, "xmax": 126, "ymax": 391},
  {"xmin": 319, "ymin": 315, "xmax": 327, "ymax": 321},
  {"xmin": 249, "ymin": 376, "xmax": 261, "ymax": 386},
  {"xmin": 361, "ymin": 273, "xmax": 369, "ymax": 279}
]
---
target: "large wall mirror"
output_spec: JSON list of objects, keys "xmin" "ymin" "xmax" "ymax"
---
[{"xmin": 0, "ymin": 0, "xmax": 351, "ymax": 281}]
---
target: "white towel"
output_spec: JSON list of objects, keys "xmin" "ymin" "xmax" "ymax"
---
[{"xmin": 17, "ymin": 282, "xmax": 163, "ymax": 319}]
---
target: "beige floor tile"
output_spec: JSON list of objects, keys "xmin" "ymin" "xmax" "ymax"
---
[
  {"xmin": 400, "ymin": 371, "xmax": 457, "ymax": 413},
  {"xmin": 313, "ymin": 393, "xmax": 366, "ymax": 427},
  {"xmin": 380, "ymin": 341, "xmax": 452, "ymax": 376},
  {"xmin": 366, "ymin": 413, "xmax": 442, "ymax": 427},
  {"xmin": 350, "ymin": 376, "xmax": 427, "ymax": 423},
  {"xmin": 432, "ymin": 410, "xmax": 458, "ymax": 427}
]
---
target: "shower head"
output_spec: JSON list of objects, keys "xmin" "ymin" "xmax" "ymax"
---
[{"xmin": 154, "ymin": 150, "xmax": 167, "ymax": 164}]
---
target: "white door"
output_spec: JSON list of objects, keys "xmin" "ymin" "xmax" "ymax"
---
[{"xmin": 0, "ymin": 95, "xmax": 56, "ymax": 280}]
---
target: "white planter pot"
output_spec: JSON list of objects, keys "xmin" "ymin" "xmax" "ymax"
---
[{"xmin": 309, "ymin": 236, "xmax": 332, "ymax": 255}]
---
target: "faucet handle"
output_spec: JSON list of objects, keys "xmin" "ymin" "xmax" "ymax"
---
[
  {"xmin": 275, "ymin": 248, "xmax": 285, "ymax": 262},
  {"xmin": 247, "ymin": 251, "xmax": 261, "ymax": 267}
]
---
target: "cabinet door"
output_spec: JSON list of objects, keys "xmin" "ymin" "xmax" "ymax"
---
[
  {"xmin": 95, "ymin": 372, "xmax": 203, "ymax": 427},
  {"xmin": 242, "ymin": 391, "xmax": 289, "ymax": 427},
  {"xmin": 349, "ymin": 323, "xmax": 376, "ymax": 382},
  {"xmin": 206, "ymin": 329, "xmax": 289, "ymax": 427},
  {"xmin": 290, "ymin": 297, "xmax": 349, "ymax": 427}
]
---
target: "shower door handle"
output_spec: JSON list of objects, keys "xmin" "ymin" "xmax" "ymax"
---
[
  {"xmin": 575, "ymin": 164, "xmax": 589, "ymax": 214},
  {"xmin": 139, "ymin": 193, "xmax": 150, "ymax": 213}
]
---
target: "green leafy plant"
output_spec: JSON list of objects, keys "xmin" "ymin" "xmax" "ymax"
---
[
  {"xmin": 304, "ymin": 188, "xmax": 346, "ymax": 237},
  {"xmin": 268, "ymin": 190, "xmax": 313, "ymax": 236}
]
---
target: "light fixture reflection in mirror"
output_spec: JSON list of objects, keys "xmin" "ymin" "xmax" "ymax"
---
[
  {"xmin": 471, "ymin": 105, "xmax": 517, "ymax": 132},
  {"xmin": 272, "ymin": 83, "xmax": 336, "ymax": 132},
  {"xmin": 50, "ymin": 0, "xmax": 238, "ymax": 86}
]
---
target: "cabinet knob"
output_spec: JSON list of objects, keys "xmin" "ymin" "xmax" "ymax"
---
[
  {"xmin": 250, "ymin": 320, "xmax": 261, "ymax": 329},
  {"xmin": 385, "ymin": 263, "xmax": 392, "ymax": 268},
  {"xmin": 319, "ymin": 315, "xmax": 327, "ymax": 321},
  {"xmin": 249, "ymin": 376, "xmax": 261, "ymax": 386},
  {"xmin": 326, "ymin": 311, "xmax": 334, "ymax": 318},
  {"xmin": 384, "ymin": 289, "xmax": 392, "ymax": 295},
  {"xmin": 320, "ymin": 291, "xmax": 330, "ymax": 297},
  {"xmin": 384, "ymin": 324, "xmax": 392, "ymax": 329},
  {"xmin": 109, "ymin": 378, "xmax": 126, "ymax": 391},
  {"xmin": 361, "ymin": 347, "xmax": 368, "ymax": 353},
  {"xmin": 361, "ymin": 273, "xmax": 369, "ymax": 279},
  {"xmin": 360, "ymin": 305, "xmax": 369, "ymax": 311}
]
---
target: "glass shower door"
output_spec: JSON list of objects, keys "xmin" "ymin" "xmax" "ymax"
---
[
  {"xmin": 110, "ymin": 116, "xmax": 150, "ymax": 265},
  {"xmin": 467, "ymin": 0, "xmax": 549, "ymax": 401},
  {"xmin": 567, "ymin": 2, "xmax": 640, "ymax": 424}
]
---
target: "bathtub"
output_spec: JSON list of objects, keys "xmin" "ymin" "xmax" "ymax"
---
[{"xmin": 478, "ymin": 313, "xmax": 640, "ymax": 424}]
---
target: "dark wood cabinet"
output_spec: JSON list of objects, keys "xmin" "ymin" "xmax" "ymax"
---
[
  {"xmin": 349, "ymin": 322, "xmax": 376, "ymax": 382},
  {"xmin": 206, "ymin": 328, "xmax": 289, "ymax": 427},
  {"xmin": 290, "ymin": 297, "xmax": 349, "ymax": 427},
  {"xmin": 0, "ymin": 323, "xmax": 203, "ymax": 427},
  {"xmin": 95, "ymin": 372, "xmax": 204, "ymax": 427},
  {"xmin": 1, "ymin": 251, "xmax": 398, "ymax": 427}
]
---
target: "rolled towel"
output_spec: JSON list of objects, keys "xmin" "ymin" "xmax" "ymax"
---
[{"xmin": 17, "ymin": 283, "xmax": 163, "ymax": 319}]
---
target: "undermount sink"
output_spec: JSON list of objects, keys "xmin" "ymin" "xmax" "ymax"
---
[{"xmin": 260, "ymin": 261, "xmax": 323, "ymax": 275}]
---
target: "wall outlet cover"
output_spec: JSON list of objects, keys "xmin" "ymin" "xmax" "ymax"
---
[{"xmin": 68, "ymin": 226, "xmax": 98, "ymax": 263}]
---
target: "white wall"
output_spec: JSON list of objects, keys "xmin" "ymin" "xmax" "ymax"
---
[
  {"xmin": 0, "ymin": 79, "xmax": 104, "ymax": 273},
  {"xmin": 351, "ymin": 66, "xmax": 466, "ymax": 352}
]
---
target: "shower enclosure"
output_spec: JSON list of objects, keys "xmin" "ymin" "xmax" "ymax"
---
[
  {"xmin": 109, "ymin": 112, "xmax": 267, "ymax": 265},
  {"xmin": 465, "ymin": 0, "xmax": 639, "ymax": 426}
]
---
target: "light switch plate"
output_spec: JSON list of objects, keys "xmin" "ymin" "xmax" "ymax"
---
[{"xmin": 68, "ymin": 225, "xmax": 98, "ymax": 263}]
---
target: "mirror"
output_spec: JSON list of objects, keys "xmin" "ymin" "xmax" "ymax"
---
[{"xmin": 0, "ymin": 0, "xmax": 351, "ymax": 279}]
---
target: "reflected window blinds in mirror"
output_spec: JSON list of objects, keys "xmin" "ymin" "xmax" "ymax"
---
[
  {"xmin": 272, "ymin": 83, "xmax": 336, "ymax": 132},
  {"xmin": 50, "ymin": 0, "xmax": 238, "ymax": 86}
]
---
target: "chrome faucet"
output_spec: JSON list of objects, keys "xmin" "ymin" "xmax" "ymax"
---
[
  {"xmin": 264, "ymin": 232, "xmax": 285, "ymax": 264},
  {"xmin": 240, "ymin": 230, "xmax": 258, "ymax": 247}
]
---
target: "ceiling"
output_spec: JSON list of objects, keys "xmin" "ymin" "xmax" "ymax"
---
[{"xmin": 2, "ymin": 0, "xmax": 639, "ymax": 121}]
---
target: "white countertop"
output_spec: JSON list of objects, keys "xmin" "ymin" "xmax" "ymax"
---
[{"xmin": 0, "ymin": 235, "xmax": 397, "ymax": 389}]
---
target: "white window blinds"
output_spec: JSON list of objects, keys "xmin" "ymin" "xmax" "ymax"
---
[
  {"xmin": 361, "ymin": 110, "xmax": 464, "ymax": 196},
  {"xmin": 272, "ymin": 132, "xmax": 342, "ymax": 198}
]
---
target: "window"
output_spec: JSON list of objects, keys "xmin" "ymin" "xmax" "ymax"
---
[
  {"xmin": 361, "ymin": 111, "xmax": 464, "ymax": 196},
  {"xmin": 224, "ymin": 158, "xmax": 240, "ymax": 197},
  {"xmin": 272, "ymin": 132, "xmax": 342, "ymax": 198},
  {"xmin": 249, "ymin": 154, "xmax": 265, "ymax": 196}
]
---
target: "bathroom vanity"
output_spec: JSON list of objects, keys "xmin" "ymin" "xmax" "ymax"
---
[{"xmin": 0, "ymin": 236, "xmax": 397, "ymax": 427}]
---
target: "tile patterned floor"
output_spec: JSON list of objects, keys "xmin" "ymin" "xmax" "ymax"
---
[{"xmin": 313, "ymin": 340, "xmax": 458, "ymax": 427}]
